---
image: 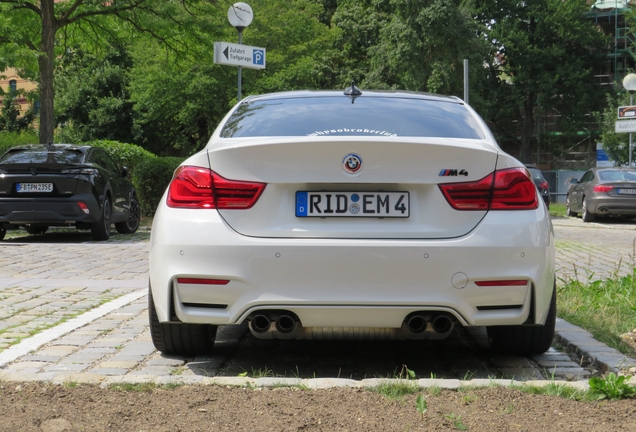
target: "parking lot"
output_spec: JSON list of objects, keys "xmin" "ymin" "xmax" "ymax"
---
[{"xmin": 0, "ymin": 217, "xmax": 635, "ymax": 387}]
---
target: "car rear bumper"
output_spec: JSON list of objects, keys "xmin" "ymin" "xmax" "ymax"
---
[
  {"xmin": 588, "ymin": 195, "xmax": 636, "ymax": 215},
  {"xmin": 149, "ymin": 204, "xmax": 555, "ymax": 329},
  {"xmin": 0, "ymin": 193, "xmax": 101, "ymax": 225}
]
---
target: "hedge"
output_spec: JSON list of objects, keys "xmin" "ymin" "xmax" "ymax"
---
[
  {"xmin": 85, "ymin": 139, "xmax": 156, "ymax": 177},
  {"xmin": 0, "ymin": 131, "xmax": 39, "ymax": 156},
  {"xmin": 132, "ymin": 156, "xmax": 184, "ymax": 216}
]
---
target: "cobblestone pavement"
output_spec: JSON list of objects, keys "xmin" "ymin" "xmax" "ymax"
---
[{"xmin": 0, "ymin": 220, "xmax": 634, "ymax": 387}]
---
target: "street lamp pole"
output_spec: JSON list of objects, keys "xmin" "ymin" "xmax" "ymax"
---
[
  {"xmin": 622, "ymin": 73, "xmax": 636, "ymax": 167},
  {"xmin": 228, "ymin": 3, "xmax": 253, "ymax": 102}
]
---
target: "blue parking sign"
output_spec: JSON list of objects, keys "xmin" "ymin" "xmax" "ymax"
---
[{"xmin": 253, "ymin": 49, "xmax": 265, "ymax": 66}]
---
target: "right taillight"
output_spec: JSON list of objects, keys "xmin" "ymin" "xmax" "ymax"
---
[
  {"xmin": 439, "ymin": 167, "xmax": 538, "ymax": 211},
  {"xmin": 167, "ymin": 166, "xmax": 266, "ymax": 209}
]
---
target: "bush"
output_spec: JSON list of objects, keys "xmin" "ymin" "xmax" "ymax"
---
[
  {"xmin": 132, "ymin": 157, "xmax": 184, "ymax": 216},
  {"xmin": 86, "ymin": 139, "xmax": 155, "ymax": 176},
  {"xmin": 0, "ymin": 130, "xmax": 39, "ymax": 156}
]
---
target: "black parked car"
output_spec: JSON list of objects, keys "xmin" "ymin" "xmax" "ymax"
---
[
  {"xmin": 525, "ymin": 164, "xmax": 550, "ymax": 208},
  {"xmin": 0, "ymin": 144, "xmax": 140, "ymax": 241}
]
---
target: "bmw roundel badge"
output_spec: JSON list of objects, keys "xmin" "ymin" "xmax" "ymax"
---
[{"xmin": 343, "ymin": 153, "xmax": 362, "ymax": 174}]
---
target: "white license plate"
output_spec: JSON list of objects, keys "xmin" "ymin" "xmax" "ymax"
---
[
  {"xmin": 16, "ymin": 183, "xmax": 53, "ymax": 193},
  {"xmin": 296, "ymin": 191, "xmax": 409, "ymax": 217},
  {"xmin": 618, "ymin": 188, "xmax": 636, "ymax": 195}
]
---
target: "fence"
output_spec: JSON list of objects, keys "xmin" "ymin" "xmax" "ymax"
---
[{"xmin": 542, "ymin": 170, "xmax": 585, "ymax": 204}]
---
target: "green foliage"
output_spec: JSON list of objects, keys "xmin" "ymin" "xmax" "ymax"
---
[
  {"xmin": 129, "ymin": 0, "xmax": 336, "ymax": 156},
  {"xmin": 589, "ymin": 373, "xmax": 636, "ymax": 400},
  {"xmin": 0, "ymin": 131, "xmax": 38, "ymax": 156},
  {"xmin": 86, "ymin": 139, "xmax": 155, "ymax": 175},
  {"xmin": 474, "ymin": 0, "xmax": 610, "ymax": 162},
  {"xmin": 132, "ymin": 156, "xmax": 184, "ymax": 216},
  {"xmin": 0, "ymin": 90, "xmax": 35, "ymax": 133},
  {"xmin": 55, "ymin": 46, "xmax": 136, "ymax": 144},
  {"xmin": 415, "ymin": 394, "xmax": 428, "ymax": 416},
  {"xmin": 598, "ymin": 92, "xmax": 630, "ymax": 166}
]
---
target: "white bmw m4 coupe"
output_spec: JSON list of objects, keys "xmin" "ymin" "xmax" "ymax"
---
[{"xmin": 148, "ymin": 86, "xmax": 555, "ymax": 357}]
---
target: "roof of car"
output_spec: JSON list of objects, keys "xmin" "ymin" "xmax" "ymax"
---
[{"xmin": 242, "ymin": 89, "xmax": 464, "ymax": 104}]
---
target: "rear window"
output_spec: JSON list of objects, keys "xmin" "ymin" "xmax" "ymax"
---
[
  {"xmin": 220, "ymin": 96, "xmax": 486, "ymax": 139},
  {"xmin": 527, "ymin": 168, "xmax": 545, "ymax": 182},
  {"xmin": 598, "ymin": 170, "xmax": 636, "ymax": 181},
  {"xmin": 0, "ymin": 149, "xmax": 85, "ymax": 164}
]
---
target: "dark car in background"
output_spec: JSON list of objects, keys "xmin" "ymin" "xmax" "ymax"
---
[
  {"xmin": 525, "ymin": 165, "xmax": 550, "ymax": 208},
  {"xmin": 0, "ymin": 144, "xmax": 140, "ymax": 241},
  {"xmin": 566, "ymin": 167, "xmax": 636, "ymax": 222}
]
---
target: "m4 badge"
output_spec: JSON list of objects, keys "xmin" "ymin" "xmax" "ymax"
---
[{"xmin": 439, "ymin": 169, "xmax": 468, "ymax": 177}]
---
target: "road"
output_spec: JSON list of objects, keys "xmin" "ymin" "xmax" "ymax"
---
[{"xmin": 0, "ymin": 217, "xmax": 634, "ymax": 386}]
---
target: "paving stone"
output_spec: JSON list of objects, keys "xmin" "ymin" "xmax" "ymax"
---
[
  {"xmin": 98, "ymin": 360, "xmax": 138, "ymax": 369},
  {"xmin": 45, "ymin": 363, "xmax": 90, "ymax": 372},
  {"xmin": 499, "ymin": 368, "xmax": 544, "ymax": 380},
  {"xmin": 88, "ymin": 368, "xmax": 131, "ymax": 376}
]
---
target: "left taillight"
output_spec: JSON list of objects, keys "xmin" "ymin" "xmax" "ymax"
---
[
  {"xmin": 167, "ymin": 166, "xmax": 266, "ymax": 209},
  {"xmin": 439, "ymin": 167, "xmax": 538, "ymax": 211},
  {"xmin": 593, "ymin": 184, "xmax": 613, "ymax": 193}
]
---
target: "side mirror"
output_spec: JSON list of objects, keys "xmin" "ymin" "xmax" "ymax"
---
[{"xmin": 121, "ymin": 166, "xmax": 128, "ymax": 177}]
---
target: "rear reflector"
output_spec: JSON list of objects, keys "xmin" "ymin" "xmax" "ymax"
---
[
  {"xmin": 474, "ymin": 280, "xmax": 528, "ymax": 287},
  {"xmin": 439, "ymin": 167, "xmax": 538, "ymax": 211},
  {"xmin": 77, "ymin": 202, "xmax": 90, "ymax": 214},
  {"xmin": 167, "ymin": 166, "xmax": 266, "ymax": 209},
  {"xmin": 176, "ymin": 278, "xmax": 230, "ymax": 285},
  {"xmin": 593, "ymin": 185, "xmax": 613, "ymax": 193}
]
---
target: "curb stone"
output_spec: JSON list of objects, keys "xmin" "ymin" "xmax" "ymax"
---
[{"xmin": 554, "ymin": 318, "xmax": 636, "ymax": 374}]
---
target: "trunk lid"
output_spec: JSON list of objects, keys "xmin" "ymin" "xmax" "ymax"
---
[{"xmin": 208, "ymin": 137, "xmax": 499, "ymax": 239}]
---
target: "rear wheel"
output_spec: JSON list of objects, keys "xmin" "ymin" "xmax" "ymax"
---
[
  {"xmin": 148, "ymin": 285, "xmax": 217, "ymax": 356},
  {"xmin": 91, "ymin": 197, "xmax": 112, "ymax": 241},
  {"xmin": 565, "ymin": 196, "xmax": 577, "ymax": 217},
  {"xmin": 25, "ymin": 224, "xmax": 48, "ymax": 235},
  {"xmin": 487, "ymin": 284, "xmax": 556, "ymax": 356},
  {"xmin": 582, "ymin": 197, "xmax": 595, "ymax": 222},
  {"xmin": 115, "ymin": 193, "xmax": 140, "ymax": 234}
]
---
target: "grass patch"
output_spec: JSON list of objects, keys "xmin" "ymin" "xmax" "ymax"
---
[
  {"xmin": 515, "ymin": 381, "xmax": 594, "ymax": 401},
  {"xmin": 557, "ymin": 262, "xmax": 636, "ymax": 357},
  {"xmin": 549, "ymin": 202, "xmax": 567, "ymax": 218},
  {"xmin": 373, "ymin": 380, "xmax": 420, "ymax": 400}
]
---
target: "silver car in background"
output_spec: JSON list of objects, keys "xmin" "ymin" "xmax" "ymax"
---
[{"xmin": 566, "ymin": 167, "xmax": 636, "ymax": 222}]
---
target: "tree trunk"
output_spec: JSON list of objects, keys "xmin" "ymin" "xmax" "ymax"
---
[
  {"xmin": 38, "ymin": 0, "xmax": 56, "ymax": 144},
  {"xmin": 519, "ymin": 93, "xmax": 535, "ymax": 163}
]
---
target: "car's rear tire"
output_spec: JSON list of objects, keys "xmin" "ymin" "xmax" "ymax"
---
[
  {"xmin": 565, "ymin": 196, "xmax": 577, "ymax": 217},
  {"xmin": 487, "ymin": 284, "xmax": 556, "ymax": 356},
  {"xmin": 148, "ymin": 285, "xmax": 217, "ymax": 356},
  {"xmin": 91, "ymin": 196, "xmax": 112, "ymax": 241},
  {"xmin": 582, "ymin": 197, "xmax": 595, "ymax": 222},
  {"xmin": 115, "ymin": 194, "xmax": 141, "ymax": 234},
  {"xmin": 25, "ymin": 224, "xmax": 48, "ymax": 235}
]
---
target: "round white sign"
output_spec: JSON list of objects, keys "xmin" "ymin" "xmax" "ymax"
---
[{"xmin": 228, "ymin": 3, "xmax": 253, "ymax": 28}]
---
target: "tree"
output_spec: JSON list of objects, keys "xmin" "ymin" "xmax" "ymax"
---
[
  {"xmin": 474, "ymin": 0, "xmax": 609, "ymax": 163},
  {"xmin": 55, "ymin": 45, "xmax": 136, "ymax": 144},
  {"xmin": 0, "ymin": 0, "xmax": 217, "ymax": 145},
  {"xmin": 128, "ymin": 0, "xmax": 335, "ymax": 156},
  {"xmin": 326, "ymin": 0, "xmax": 491, "ymax": 113}
]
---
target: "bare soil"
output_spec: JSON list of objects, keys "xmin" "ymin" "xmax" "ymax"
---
[{"xmin": 2, "ymin": 383, "xmax": 636, "ymax": 432}]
